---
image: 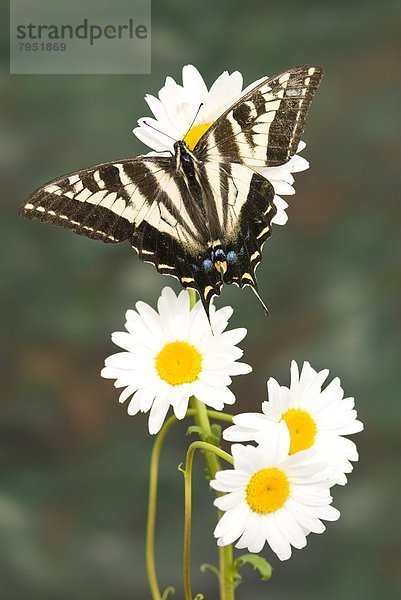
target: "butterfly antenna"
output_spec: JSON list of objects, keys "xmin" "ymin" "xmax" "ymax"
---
[
  {"xmin": 250, "ymin": 286, "xmax": 270, "ymax": 316},
  {"xmin": 183, "ymin": 103, "xmax": 204, "ymax": 139},
  {"xmin": 142, "ymin": 121, "xmax": 177, "ymax": 142}
]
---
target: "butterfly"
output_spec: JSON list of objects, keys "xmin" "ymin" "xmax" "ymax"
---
[{"xmin": 20, "ymin": 65, "xmax": 323, "ymax": 317}]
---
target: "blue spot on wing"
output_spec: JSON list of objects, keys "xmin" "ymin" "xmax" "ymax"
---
[{"xmin": 202, "ymin": 258, "xmax": 214, "ymax": 273}]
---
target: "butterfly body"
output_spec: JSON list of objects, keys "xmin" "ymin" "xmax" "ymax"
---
[{"xmin": 20, "ymin": 65, "xmax": 323, "ymax": 315}]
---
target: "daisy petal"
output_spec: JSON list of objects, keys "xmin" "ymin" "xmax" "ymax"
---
[{"xmin": 148, "ymin": 395, "xmax": 170, "ymax": 434}]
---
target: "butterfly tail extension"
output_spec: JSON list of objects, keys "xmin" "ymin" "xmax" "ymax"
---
[{"xmin": 249, "ymin": 286, "xmax": 270, "ymax": 316}]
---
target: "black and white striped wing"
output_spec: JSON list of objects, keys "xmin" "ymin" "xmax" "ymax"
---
[
  {"xmin": 20, "ymin": 157, "xmax": 209, "ymax": 275},
  {"xmin": 20, "ymin": 155, "xmax": 276, "ymax": 314},
  {"xmin": 20, "ymin": 158, "xmax": 171, "ymax": 243},
  {"xmin": 20, "ymin": 157, "xmax": 250, "ymax": 310},
  {"xmin": 195, "ymin": 65, "xmax": 323, "ymax": 167}
]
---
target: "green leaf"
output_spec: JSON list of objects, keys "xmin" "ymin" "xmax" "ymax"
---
[
  {"xmin": 161, "ymin": 586, "xmax": 175, "ymax": 599},
  {"xmin": 200, "ymin": 562, "xmax": 220, "ymax": 580},
  {"xmin": 186, "ymin": 425, "xmax": 205, "ymax": 439},
  {"xmin": 209, "ymin": 423, "xmax": 222, "ymax": 444},
  {"xmin": 233, "ymin": 553, "xmax": 273, "ymax": 587},
  {"xmin": 186, "ymin": 424, "xmax": 221, "ymax": 446}
]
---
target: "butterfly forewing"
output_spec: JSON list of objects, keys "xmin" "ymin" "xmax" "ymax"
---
[
  {"xmin": 195, "ymin": 65, "xmax": 323, "ymax": 168},
  {"xmin": 21, "ymin": 158, "xmax": 165, "ymax": 242}
]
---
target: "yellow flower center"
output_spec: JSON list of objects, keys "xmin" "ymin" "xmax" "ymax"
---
[
  {"xmin": 246, "ymin": 468, "xmax": 290, "ymax": 514},
  {"xmin": 281, "ymin": 409, "xmax": 317, "ymax": 455},
  {"xmin": 183, "ymin": 122, "xmax": 212, "ymax": 150},
  {"xmin": 155, "ymin": 341, "xmax": 202, "ymax": 386}
]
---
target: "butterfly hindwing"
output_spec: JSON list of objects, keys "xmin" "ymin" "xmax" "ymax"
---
[
  {"xmin": 139, "ymin": 160, "xmax": 276, "ymax": 313},
  {"xmin": 198, "ymin": 161, "xmax": 276, "ymax": 292},
  {"xmin": 195, "ymin": 65, "xmax": 323, "ymax": 168}
]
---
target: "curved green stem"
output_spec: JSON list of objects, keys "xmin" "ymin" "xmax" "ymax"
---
[
  {"xmin": 184, "ymin": 441, "xmax": 233, "ymax": 600},
  {"xmin": 191, "ymin": 396, "xmax": 220, "ymax": 477},
  {"xmin": 205, "ymin": 409, "xmax": 234, "ymax": 424},
  {"xmin": 146, "ymin": 408, "xmax": 234, "ymax": 599},
  {"xmin": 147, "ymin": 414, "xmax": 178, "ymax": 599}
]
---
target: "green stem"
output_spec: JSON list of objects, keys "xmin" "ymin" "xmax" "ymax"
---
[
  {"xmin": 191, "ymin": 399, "xmax": 236, "ymax": 600},
  {"xmin": 190, "ymin": 396, "xmax": 220, "ymax": 478},
  {"xmin": 187, "ymin": 288, "xmax": 198, "ymax": 310},
  {"xmin": 146, "ymin": 414, "xmax": 177, "ymax": 599},
  {"xmin": 146, "ymin": 409, "xmax": 234, "ymax": 599},
  {"xmin": 184, "ymin": 441, "xmax": 233, "ymax": 600},
  {"xmin": 221, "ymin": 544, "xmax": 234, "ymax": 599},
  {"xmin": 205, "ymin": 410, "xmax": 234, "ymax": 424},
  {"xmin": 186, "ymin": 288, "xmax": 236, "ymax": 600}
]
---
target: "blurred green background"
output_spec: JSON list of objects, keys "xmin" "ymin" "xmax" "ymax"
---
[{"xmin": 2, "ymin": 0, "xmax": 401, "ymax": 598}]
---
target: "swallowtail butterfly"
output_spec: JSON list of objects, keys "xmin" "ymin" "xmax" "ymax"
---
[{"xmin": 20, "ymin": 65, "xmax": 323, "ymax": 316}]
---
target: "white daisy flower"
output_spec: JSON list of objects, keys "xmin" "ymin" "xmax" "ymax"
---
[
  {"xmin": 101, "ymin": 287, "xmax": 252, "ymax": 434},
  {"xmin": 211, "ymin": 422, "xmax": 340, "ymax": 560},
  {"xmin": 133, "ymin": 65, "xmax": 310, "ymax": 225},
  {"xmin": 223, "ymin": 361, "xmax": 364, "ymax": 485}
]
